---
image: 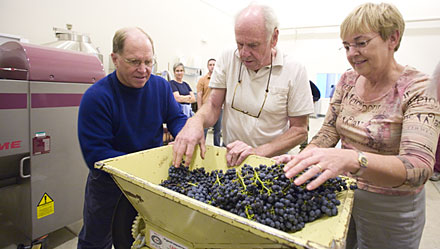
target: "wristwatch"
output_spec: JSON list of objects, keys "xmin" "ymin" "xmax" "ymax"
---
[{"xmin": 351, "ymin": 151, "xmax": 368, "ymax": 177}]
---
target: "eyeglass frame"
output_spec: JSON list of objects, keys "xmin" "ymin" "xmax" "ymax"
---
[
  {"xmin": 231, "ymin": 55, "xmax": 273, "ymax": 118},
  {"xmin": 121, "ymin": 56, "xmax": 157, "ymax": 68},
  {"xmin": 340, "ymin": 35, "xmax": 380, "ymax": 52}
]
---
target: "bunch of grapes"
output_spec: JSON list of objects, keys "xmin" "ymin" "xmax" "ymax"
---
[{"xmin": 160, "ymin": 164, "xmax": 357, "ymax": 233}]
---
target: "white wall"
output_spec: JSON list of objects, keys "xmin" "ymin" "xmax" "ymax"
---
[
  {"xmin": 278, "ymin": 24, "xmax": 440, "ymax": 83},
  {"xmin": 270, "ymin": 0, "xmax": 440, "ymax": 114},
  {"xmin": 1, "ymin": 0, "xmax": 439, "ymax": 89},
  {"xmin": 0, "ymin": 0, "xmax": 235, "ymax": 89},
  {"xmin": 202, "ymin": 0, "xmax": 440, "ymax": 85}
]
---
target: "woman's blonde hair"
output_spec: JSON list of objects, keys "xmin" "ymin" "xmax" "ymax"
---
[{"xmin": 340, "ymin": 2, "xmax": 405, "ymax": 51}]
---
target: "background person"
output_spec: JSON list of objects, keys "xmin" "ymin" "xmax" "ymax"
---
[
  {"xmin": 430, "ymin": 61, "xmax": 440, "ymax": 182},
  {"xmin": 169, "ymin": 62, "xmax": 196, "ymax": 117},
  {"xmin": 277, "ymin": 3, "xmax": 440, "ymax": 248},
  {"xmin": 197, "ymin": 58, "xmax": 222, "ymax": 146},
  {"xmin": 172, "ymin": 3, "xmax": 314, "ymax": 168},
  {"xmin": 77, "ymin": 27, "xmax": 187, "ymax": 248},
  {"xmin": 432, "ymin": 138, "xmax": 440, "ymax": 181},
  {"xmin": 299, "ymin": 80, "xmax": 321, "ymax": 151}
]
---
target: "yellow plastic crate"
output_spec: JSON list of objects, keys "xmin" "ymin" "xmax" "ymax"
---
[{"xmin": 96, "ymin": 145, "xmax": 354, "ymax": 248}]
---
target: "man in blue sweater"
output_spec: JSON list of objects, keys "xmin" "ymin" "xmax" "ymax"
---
[{"xmin": 77, "ymin": 27, "xmax": 187, "ymax": 248}]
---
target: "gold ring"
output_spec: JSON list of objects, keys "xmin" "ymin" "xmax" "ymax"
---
[{"xmin": 316, "ymin": 164, "xmax": 323, "ymax": 172}]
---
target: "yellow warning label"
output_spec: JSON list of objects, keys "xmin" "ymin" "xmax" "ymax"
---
[{"xmin": 37, "ymin": 193, "xmax": 54, "ymax": 219}]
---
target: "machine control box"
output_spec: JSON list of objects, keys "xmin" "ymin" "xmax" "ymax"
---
[{"xmin": 32, "ymin": 133, "xmax": 50, "ymax": 155}]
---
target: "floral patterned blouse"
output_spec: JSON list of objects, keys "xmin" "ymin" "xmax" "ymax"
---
[{"xmin": 310, "ymin": 66, "xmax": 440, "ymax": 195}]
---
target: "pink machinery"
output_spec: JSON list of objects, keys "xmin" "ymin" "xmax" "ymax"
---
[{"xmin": 0, "ymin": 41, "xmax": 105, "ymax": 244}]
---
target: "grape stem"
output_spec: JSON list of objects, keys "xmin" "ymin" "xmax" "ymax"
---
[
  {"xmin": 253, "ymin": 171, "xmax": 272, "ymax": 195},
  {"xmin": 236, "ymin": 171, "xmax": 247, "ymax": 191}
]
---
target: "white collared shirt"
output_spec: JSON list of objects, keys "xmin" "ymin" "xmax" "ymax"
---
[{"xmin": 210, "ymin": 47, "xmax": 314, "ymax": 148}]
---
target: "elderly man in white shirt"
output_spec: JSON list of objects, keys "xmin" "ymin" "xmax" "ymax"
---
[{"xmin": 173, "ymin": 3, "xmax": 314, "ymax": 167}]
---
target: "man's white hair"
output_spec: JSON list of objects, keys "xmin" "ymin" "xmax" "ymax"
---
[{"xmin": 235, "ymin": 3, "xmax": 279, "ymax": 41}]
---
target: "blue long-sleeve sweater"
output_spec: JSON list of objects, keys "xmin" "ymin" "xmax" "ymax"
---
[{"xmin": 78, "ymin": 71, "xmax": 187, "ymax": 170}]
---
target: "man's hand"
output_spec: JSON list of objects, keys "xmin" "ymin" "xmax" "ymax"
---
[
  {"xmin": 272, "ymin": 154, "xmax": 294, "ymax": 164},
  {"xmin": 173, "ymin": 88, "xmax": 224, "ymax": 167},
  {"xmin": 172, "ymin": 117, "xmax": 206, "ymax": 167},
  {"xmin": 225, "ymin": 140, "xmax": 256, "ymax": 167}
]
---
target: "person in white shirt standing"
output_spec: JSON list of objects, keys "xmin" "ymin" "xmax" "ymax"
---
[{"xmin": 173, "ymin": 3, "xmax": 314, "ymax": 167}]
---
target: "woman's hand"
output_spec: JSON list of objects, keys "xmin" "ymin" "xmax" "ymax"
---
[{"xmin": 283, "ymin": 148, "xmax": 357, "ymax": 190}]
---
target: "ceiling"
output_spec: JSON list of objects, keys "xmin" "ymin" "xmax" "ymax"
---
[{"xmin": 200, "ymin": 0, "xmax": 440, "ymax": 30}]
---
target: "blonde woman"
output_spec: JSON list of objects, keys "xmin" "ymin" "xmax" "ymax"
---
[{"xmin": 277, "ymin": 3, "xmax": 440, "ymax": 248}]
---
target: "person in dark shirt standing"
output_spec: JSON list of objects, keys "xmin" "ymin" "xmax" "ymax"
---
[{"xmin": 169, "ymin": 62, "xmax": 196, "ymax": 117}]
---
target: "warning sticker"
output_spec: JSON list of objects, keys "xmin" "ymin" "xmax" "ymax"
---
[
  {"xmin": 149, "ymin": 230, "xmax": 187, "ymax": 249},
  {"xmin": 37, "ymin": 193, "xmax": 54, "ymax": 219}
]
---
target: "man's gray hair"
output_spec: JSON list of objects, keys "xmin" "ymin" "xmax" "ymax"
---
[{"xmin": 235, "ymin": 3, "xmax": 279, "ymax": 41}]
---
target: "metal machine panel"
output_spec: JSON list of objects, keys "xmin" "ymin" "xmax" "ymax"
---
[
  {"xmin": 29, "ymin": 81, "xmax": 90, "ymax": 239},
  {"xmin": 0, "ymin": 41, "xmax": 105, "ymax": 83},
  {"xmin": 0, "ymin": 80, "xmax": 30, "ymax": 157},
  {"xmin": 0, "ymin": 40, "xmax": 105, "ymax": 244},
  {"xmin": 0, "ymin": 180, "xmax": 33, "ymax": 239},
  {"xmin": 0, "ymin": 79, "xmax": 32, "ymax": 239}
]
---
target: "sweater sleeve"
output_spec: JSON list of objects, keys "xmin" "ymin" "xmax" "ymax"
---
[{"xmin": 77, "ymin": 85, "xmax": 125, "ymax": 170}]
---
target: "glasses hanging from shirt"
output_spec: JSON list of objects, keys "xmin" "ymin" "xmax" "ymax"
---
[{"xmin": 231, "ymin": 55, "xmax": 273, "ymax": 118}]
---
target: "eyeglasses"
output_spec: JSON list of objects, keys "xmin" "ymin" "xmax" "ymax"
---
[
  {"xmin": 231, "ymin": 55, "xmax": 272, "ymax": 118},
  {"xmin": 122, "ymin": 57, "xmax": 157, "ymax": 68},
  {"xmin": 341, "ymin": 35, "xmax": 379, "ymax": 52}
]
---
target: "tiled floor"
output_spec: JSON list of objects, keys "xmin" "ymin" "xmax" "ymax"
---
[{"xmin": 1, "ymin": 117, "xmax": 439, "ymax": 248}]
